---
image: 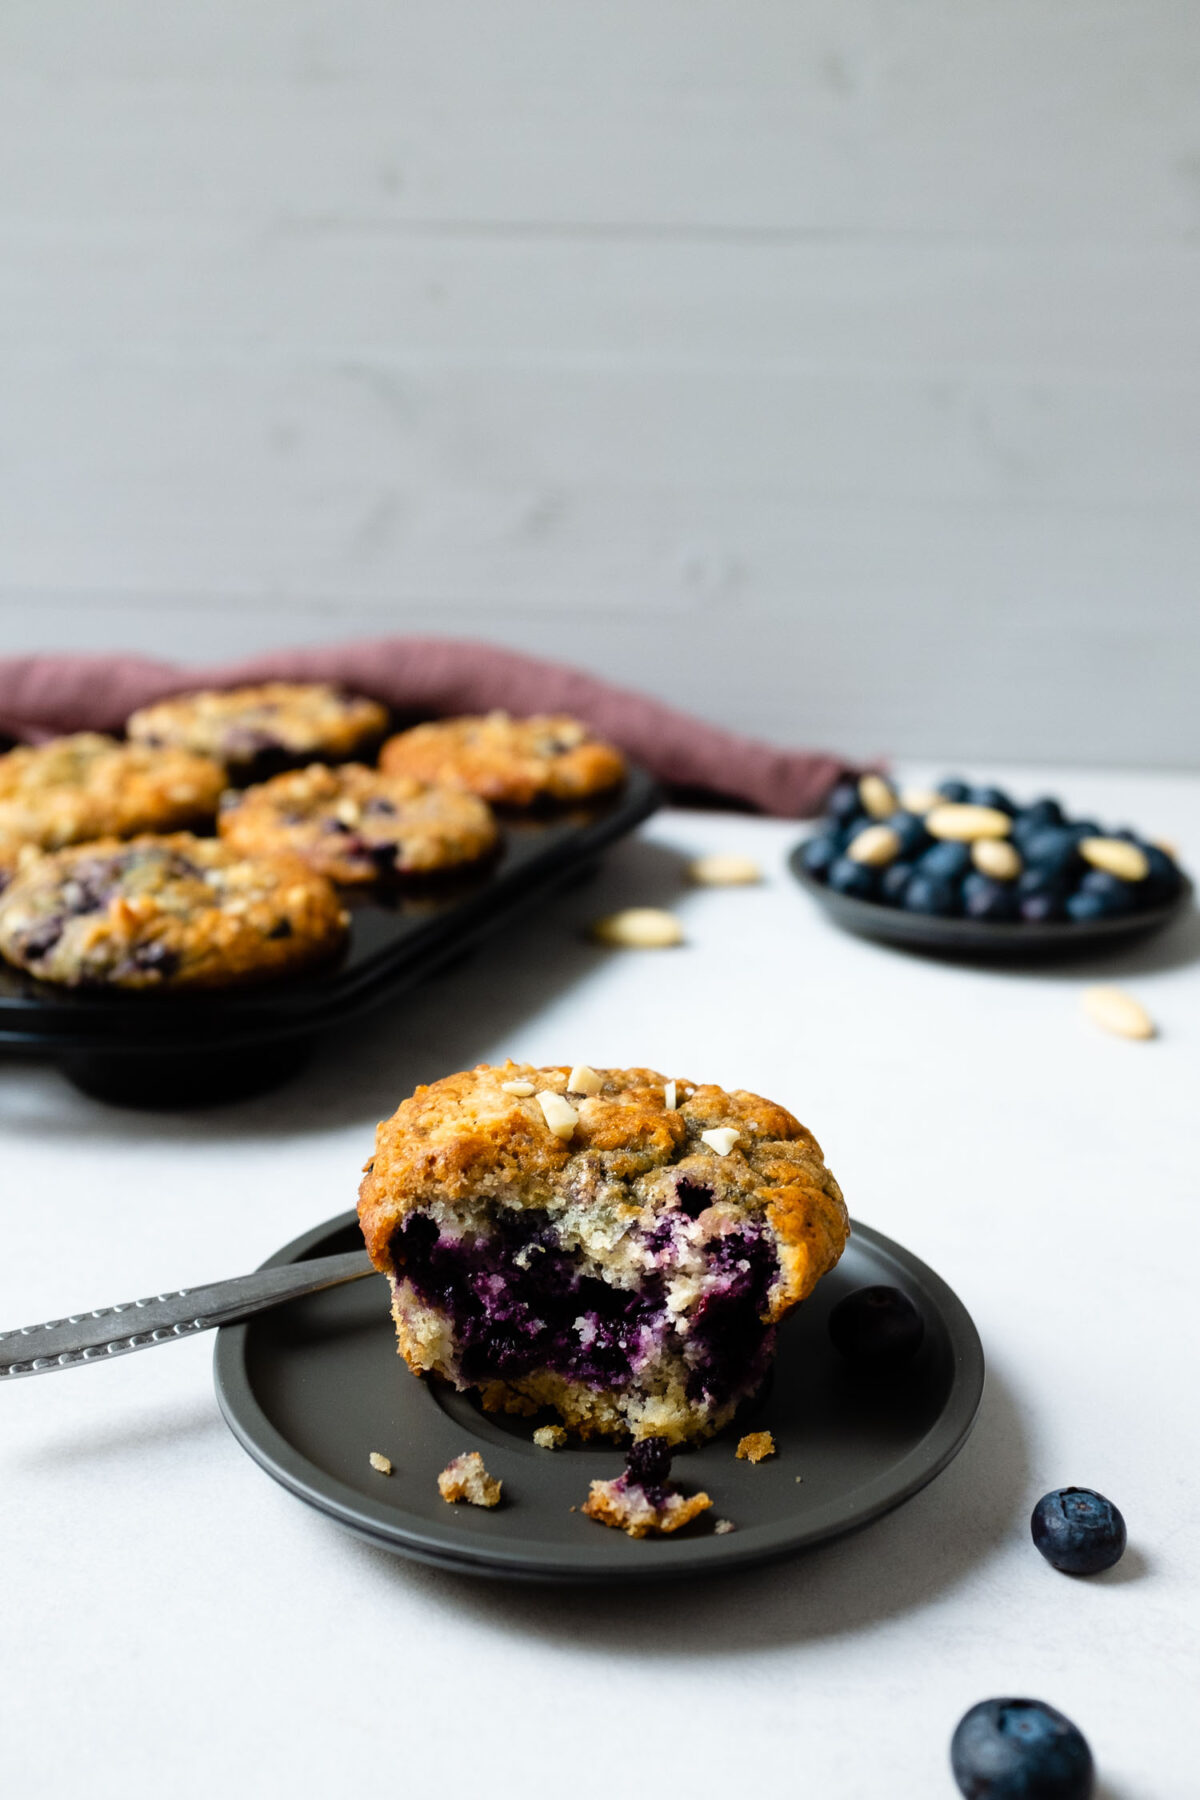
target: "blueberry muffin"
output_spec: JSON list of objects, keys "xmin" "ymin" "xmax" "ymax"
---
[
  {"xmin": 0, "ymin": 734, "xmax": 224, "ymax": 884},
  {"xmin": 217, "ymin": 763, "xmax": 498, "ymax": 885},
  {"xmin": 0, "ymin": 834, "xmax": 348, "ymax": 989},
  {"xmin": 358, "ymin": 1063, "xmax": 849, "ymax": 1444},
  {"xmin": 378, "ymin": 712, "xmax": 626, "ymax": 807},
  {"xmin": 126, "ymin": 682, "xmax": 389, "ymax": 780}
]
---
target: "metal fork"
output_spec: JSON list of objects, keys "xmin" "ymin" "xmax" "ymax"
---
[{"xmin": 0, "ymin": 1250, "xmax": 376, "ymax": 1379}]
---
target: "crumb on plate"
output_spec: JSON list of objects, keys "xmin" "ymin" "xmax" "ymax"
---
[
  {"xmin": 736, "ymin": 1431, "xmax": 776, "ymax": 1463},
  {"xmin": 533, "ymin": 1424, "xmax": 568, "ymax": 1449},
  {"xmin": 437, "ymin": 1450, "xmax": 502, "ymax": 1508},
  {"xmin": 714, "ymin": 1518, "xmax": 737, "ymax": 1535},
  {"xmin": 368, "ymin": 1451, "xmax": 393, "ymax": 1475}
]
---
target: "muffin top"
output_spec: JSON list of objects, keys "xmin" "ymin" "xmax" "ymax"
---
[
  {"xmin": 358, "ymin": 1062, "xmax": 848, "ymax": 1320},
  {"xmin": 218, "ymin": 762, "xmax": 498, "ymax": 884},
  {"xmin": 0, "ymin": 733, "xmax": 224, "ymax": 875},
  {"xmin": 126, "ymin": 682, "xmax": 388, "ymax": 774},
  {"xmin": 378, "ymin": 712, "xmax": 626, "ymax": 807},
  {"xmin": 0, "ymin": 833, "xmax": 348, "ymax": 990}
]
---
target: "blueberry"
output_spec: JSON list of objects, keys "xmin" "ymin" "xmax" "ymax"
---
[
  {"xmin": 19, "ymin": 916, "xmax": 65, "ymax": 960},
  {"xmin": 888, "ymin": 811, "xmax": 932, "ymax": 858},
  {"xmin": 800, "ymin": 833, "xmax": 842, "ymax": 882},
  {"xmin": 1022, "ymin": 828, "xmax": 1082, "ymax": 880},
  {"xmin": 827, "ymin": 857, "xmax": 878, "ymax": 901},
  {"xmin": 938, "ymin": 777, "xmax": 971, "ymax": 803},
  {"xmin": 880, "ymin": 861, "xmax": 915, "ymax": 905},
  {"xmin": 625, "ymin": 1435, "xmax": 672, "ymax": 1490},
  {"xmin": 1069, "ymin": 819, "xmax": 1101, "ymax": 841},
  {"xmin": 828, "ymin": 1286, "xmax": 924, "ymax": 1369},
  {"xmin": 951, "ymin": 1699, "xmax": 1093, "ymax": 1799},
  {"xmin": 919, "ymin": 841, "xmax": 972, "ymax": 881},
  {"xmin": 1019, "ymin": 889, "xmax": 1067, "ymax": 924},
  {"xmin": 1019, "ymin": 798, "xmax": 1065, "ymax": 831},
  {"xmin": 1141, "ymin": 844, "xmax": 1183, "ymax": 904},
  {"xmin": 903, "ymin": 872, "xmax": 960, "ymax": 916},
  {"xmin": 968, "ymin": 784, "xmax": 1016, "ymax": 815},
  {"xmin": 1030, "ymin": 1487, "xmax": 1126, "ymax": 1576},
  {"xmin": 826, "ymin": 780, "xmax": 864, "ymax": 827},
  {"xmin": 1076, "ymin": 869, "xmax": 1134, "ymax": 914},
  {"xmin": 962, "ymin": 873, "xmax": 1019, "ymax": 921},
  {"xmin": 1065, "ymin": 892, "xmax": 1108, "ymax": 922}
]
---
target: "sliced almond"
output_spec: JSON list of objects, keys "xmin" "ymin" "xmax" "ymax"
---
[
  {"xmin": 700, "ymin": 1127, "xmax": 741, "ymax": 1156},
  {"xmin": 926, "ymin": 803, "xmax": 1012, "ymax": 842},
  {"xmin": 500, "ymin": 1079, "xmax": 536, "ymax": 1097},
  {"xmin": 663, "ymin": 1079, "xmax": 677, "ymax": 1111},
  {"xmin": 899, "ymin": 784, "xmax": 942, "ymax": 816},
  {"xmin": 590, "ymin": 908, "xmax": 684, "ymax": 949},
  {"xmin": 567, "ymin": 1064, "xmax": 604, "ymax": 1096},
  {"xmin": 688, "ymin": 853, "xmax": 762, "ymax": 886},
  {"xmin": 537, "ymin": 1090, "xmax": 579, "ymax": 1139},
  {"xmin": 858, "ymin": 774, "xmax": 897, "ymax": 819},
  {"xmin": 972, "ymin": 839, "xmax": 1022, "ymax": 881},
  {"xmin": 1079, "ymin": 838, "xmax": 1149, "ymax": 882},
  {"xmin": 847, "ymin": 823, "xmax": 901, "ymax": 867},
  {"xmin": 1083, "ymin": 986, "xmax": 1156, "ymax": 1041}
]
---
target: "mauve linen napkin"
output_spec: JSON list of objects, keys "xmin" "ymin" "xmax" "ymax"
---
[{"xmin": 0, "ymin": 636, "xmax": 857, "ymax": 817}]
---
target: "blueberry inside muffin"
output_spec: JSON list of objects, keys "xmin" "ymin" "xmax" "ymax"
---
[{"xmin": 357, "ymin": 1063, "xmax": 849, "ymax": 1444}]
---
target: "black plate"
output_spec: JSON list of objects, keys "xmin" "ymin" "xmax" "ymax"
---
[
  {"xmin": 789, "ymin": 849, "xmax": 1194, "ymax": 960},
  {"xmin": 213, "ymin": 1209, "xmax": 984, "ymax": 1584},
  {"xmin": 0, "ymin": 768, "xmax": 659, "ymax": 1105}
]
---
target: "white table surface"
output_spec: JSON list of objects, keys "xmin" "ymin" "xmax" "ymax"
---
[{"xmin": 2, "ymin": 768, "xmax": 1196, "ymax": 1800}]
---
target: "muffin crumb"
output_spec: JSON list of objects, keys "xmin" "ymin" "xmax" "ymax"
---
[
  {"xmin": 437, "ymin": 1450, "xmax": 502, "ymax": 1508},
  {"xmin": 368, "ymin": 1451, "xmax": 393, "ymax": 1475},
  {"xmin": 714, "ymin": 1518, "xmax": 737, "ymax": 1535},
  {"xmin": 736, "ymin": 1431, "xmax": 776, "ymax": 1463},
  {"xmin": 533, "ymin": 1424, "xmax": 568, "ymax": 1450}
]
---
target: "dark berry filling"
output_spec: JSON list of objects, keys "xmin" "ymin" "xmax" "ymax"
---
[
  {"xmin": 394, "ymin": 1205, "xmax": 779, "ymax": 1413},
  {"xmin": 624, "ymin": 1435, "xmax": 673, "ymax": 1503},
  {"xmin": 675, "ymin": 1179, "xmax": 713, "ymax": 1220}
]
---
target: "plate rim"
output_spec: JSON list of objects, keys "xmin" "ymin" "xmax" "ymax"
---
[
  {"xmin": 213, "ymin": 1209, "xmax": 986, "ymax": 1584},
  {"xmin": 788, "ymin": 846, "xmax": 1194, "ymax": 957}
]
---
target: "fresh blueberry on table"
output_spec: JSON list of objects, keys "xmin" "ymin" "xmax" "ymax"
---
[
  {"xmin": 919, "ymin": 840, "xmax": 973, "ymax": 881},
  {"xmin": 1030, "ymin": 1487, "xmax": 1126, "ymax": 1575},
  {"xmin": 800, "ymin": 833, "xmax": 842, "ymax": 882},
  {"xmin": 826, "ymin": 779, "xmax": 865, "ymax": 826},
  {"xmin": 951, "ymin": 1698, "xmax": 1094, "ymax": 1799},
  {"xmin": 827, "ymin": 857, "xmax": 878, "ymax": 900},
  {"xmin": 962, "ymin": 872, "xmax": 1019, "ymax": 921},
  {"xmin": 828, "ymin": 1285, "xmax": 924, "ymax": 1369},
  {"xmin": 902, "ymin": 872, "xmax": 959, "ymax": 916}
]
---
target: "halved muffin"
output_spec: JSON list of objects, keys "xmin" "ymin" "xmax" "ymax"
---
[{"xmin": 357, "ymin": 1063, "xmax": 849, "ymax": 1444}]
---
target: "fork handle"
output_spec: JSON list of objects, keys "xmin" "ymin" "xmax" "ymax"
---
[{"xmin": 0, "ymin": 1249, "xmax": 376, "ymax": 1379}]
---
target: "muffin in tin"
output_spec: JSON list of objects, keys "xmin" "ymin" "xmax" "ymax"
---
[
  {"xmin": 0, "ymin": 833, "xmax": 348, "ymax": 990},
  {"xmin": 379, "ymin": 711, "xmax": 626, "ymax": 808},
  {"xmin": 127, "ymin": 682, "xmax": 389, "ymax": 780},
  {"xmin": 0, "ymin": 734, "xmax": 224, "ymax": 885},
  {"xmin": 218, "ymin": 763, "xmax": 499, "ymax": 885},
  {"xmin": 358, "ymin": 1062, "xmax": 849, "ymax": 1444}
]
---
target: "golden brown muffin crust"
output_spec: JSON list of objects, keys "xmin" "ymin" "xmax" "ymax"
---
[
  {"xmin": 127, "ymin": 682, "xmax": 388, "ymax": 771},
  {"xmin": 378, "ymin": 711, "xmax": 626, "ymax": 807}
]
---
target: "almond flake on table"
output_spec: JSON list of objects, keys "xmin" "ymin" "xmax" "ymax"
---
[
  {"xmin": 688, "ymin": 853, "xmax": 762, "ymax": 886},
  {"xmin": 590, "ymin": 907, "xmax": 684, "ymax": 948},
  {"xmin": 1082, "ymin": 986, "xmax": 1156, "ymax": 1040},
  {"xmin": 700, "ymin": 1127, "xmax": 740, "ymax": 1156}
]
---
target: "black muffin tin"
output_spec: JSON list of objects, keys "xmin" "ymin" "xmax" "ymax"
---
[{"xmin": 0, "ymin": 768, "xmax": 660, "ymax": 1107}]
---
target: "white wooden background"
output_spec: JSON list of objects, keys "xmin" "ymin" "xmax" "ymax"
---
[{"xmin": 1, "ymin": 1, "xmax": 1198, "ymax": 765}]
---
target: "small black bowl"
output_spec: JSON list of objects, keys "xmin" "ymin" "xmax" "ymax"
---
[{"xmin": 789, "ymin": 849, "xmax": 1193, "ymax": 962}]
